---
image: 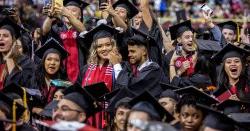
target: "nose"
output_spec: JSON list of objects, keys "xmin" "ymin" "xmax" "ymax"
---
[{"xmin": 186, "ymin": 116, "xmax": 193, "ymax": 123}]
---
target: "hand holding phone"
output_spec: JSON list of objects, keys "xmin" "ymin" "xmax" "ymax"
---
[{"xmin": 99, "ymin": 0, "xmax": 108, "ymax": 10}]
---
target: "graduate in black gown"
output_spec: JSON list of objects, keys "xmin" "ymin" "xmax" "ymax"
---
[
  {"xmin": 114, "ymin": 28, "xmax": 168, "ymax": 97},
  {"xmin": 0, "ymin": 17, "xmax": 33, "ymax": 90},
  {"xmin": 212, "ymin": 44, "xmax": 250, "ymax": 102}
]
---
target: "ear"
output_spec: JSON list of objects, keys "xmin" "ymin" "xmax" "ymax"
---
[
  {"xmin": 78, "ymin": 112, "xmax": 86, "ymax": 123},
  {"xmin": 177, "ymin": 37, "xmax": 181, "ymax": 43}
]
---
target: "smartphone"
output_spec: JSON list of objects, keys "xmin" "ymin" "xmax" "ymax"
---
[
  {"xmin": 176, "ymin": 43, "xmax": 182, "ymax": 56},
  {"xmin": 99, "ymin": 0, "xmax": 107, "ymax": 10},
  {"xmin": 201, "ymin": 4, "xmax": 213, "ymax": 15}
]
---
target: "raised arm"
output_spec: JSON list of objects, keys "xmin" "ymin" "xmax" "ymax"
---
[{"xmin": 139, "ymin": 0, "xmax": 153, "ymax": 30}]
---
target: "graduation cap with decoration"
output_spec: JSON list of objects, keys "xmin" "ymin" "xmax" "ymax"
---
[
  {"xmin": 129, "ymin": 91, "xmax": 175, "ymax": 122},
  {"xmin": 197, "ymin": 103, "xmax": 239, "ymax": 131},
  {"xmin": 216, "ymin": 99, "xmax": 250, "ymax": 115},
  {"xmin": 169, "ymin": 20, "xmax": 193, "ymax": 40},
  {"xmin": 211, "ymin": 43, "xmax": 250, "ymax": 64},
  {"xmin": 112, "ymin": 0, "xmax": 139, "ymax": 19},
  {"xmin": 174, "ymin": 86, "xmax": 219, "ymax": 106},
  {"xmin": 63, "ymin": 83, "xmax": 101, "ymax": 116},
  {"xmin": 80, "ymin": 24, "xmax": 119, "ymax": 49},
  {"xmin": 35, "ymin": 38, "xmax": 69, "ymax": 60},
  {"xmin": 0, "ymin": 92, "xmax": 25, "ymax": 131},
  {"xmin": 0, "ymin": 17, "xmax": 25, "ymax": 39}
]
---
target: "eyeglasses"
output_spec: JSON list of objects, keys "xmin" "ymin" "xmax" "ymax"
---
[{"xmin": 53, "ymin": 106, "xmax": 82, "ymax": 113}]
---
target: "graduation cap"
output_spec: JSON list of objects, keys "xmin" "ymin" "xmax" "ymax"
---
[
  {"xmin": 63, "ymin": 83, "xmax": 101, "ymax": 116},
  {"xmin": 159, "ymin": 89, "xmax": 179, "ymax": 102},
  {"xmin": 0, "ymin": 17, "xmax": 25, "ymax": 38},
  {"xmin": 197, "ymin": 103, "xmax": 238, "ymax": 131},
  {"xmin": 35, "ymin": 38, "xmax": 69, "ymax": 60},
  {"xmin": 129, "ymin": 91, "xmax": 175, "ymax": 122},
  {"xmin": 229, "ymin": 113, "xmax": 250, "ymax": 130},
  {"xmin": 217, "ymin": 100, "xmax": 250, "ymax": 115},
  {"xmin": 169, "ymin": 20, "xmax": 193, "ymax": 40},
  {"xmin": 174, "ymin": 86, "xmax": 219, "ymax": 105},
  {"xmin": 160, "ymin": 83, "xmax": 180, "ymax": 91},
  {"xmin": 81, "ymin": 24, "xmax": 118, "ymax": 47},
  {"xmin": 50, "ymin": 79, "xmax": 73, "ymax": 89},
  {"xmin": 63, "ymin": 0, "xmax": 89, "ymax": 9},
  {"xmin": 39, "ymin": 100, "xmax": 59, "ymax": 119},
  {"xmin": 218, "ymin": 21, "xmax": 237, "ymax": 32},
  {"xmin": 107, "ymin": 88, "xmax": 135, "ymax": 114},
  {"xmin": 3, "ymin": 83, "xmax": 42, "ymax": 105},
  {"xmin": 112, "ymin": 0, "xmax": 139, "ymax": 19},
  {"xmin": 0, "ymin": 92, "xmax": 25, "ymax": 122},
  {"xmin": 211, "ymin": 43, "xmax": 250, "ymax": 64},
  {"xmin": 84, "ymin": 82, "xmax": 110, "ymax": 101},
  {"xmin": 127, "ymin": 28, "xmax": 157, "ymax": 48}
]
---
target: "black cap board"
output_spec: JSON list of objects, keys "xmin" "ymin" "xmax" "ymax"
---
[
  {"xmin": 169, "ymin": 20, "xmax": 193, "ymax": 40},
  {"xmin": 0, "ymin": 92, "xmax": 25, "ymax": 121},
  {"xmin": 80, "ymin": 24, "xmax": 118, "ymax": 47},
  {"xmin": 160, "ymin": 83, "xmax": 180, "ymax": 91},
  {"xmin": 84, "ymin": 82, "xmax": 110, "ymax": 101},
  {"xmin": 112, "ymin": 0, "xmax": 139, "ymax": 19},
  {"xmin": 218, "ymin": 21, "xmax": 237, "ymax": 32},
  {"xmin": 211, "ymin": 43, "xmax": 249, "ymax": 64},
  {"xmin": 198, "ymin": 103, "xmax": 238, "ymax": 131},
  {"xmin": 129, "ymin": 91, "xmax": 175, "ymax": 122},
  {"xmin": 0, "ymin": 17, "xmax": 25, "ymax": 38},
  {"xmin": 107, "ymin": 88, "xmax": 135, "ymax": 114},
  {"xmin": 174, "ymin": 86, "xmax": 219, "ymax": 105},
  {"xmin": 35, "ymin": 38, "xmax": 69, "ymax": 60},
  {"xmin": 63, "ymin": 83, "xmax": 100, "ymax": 116},
  {"xmin": 217, "ymin": 99, "xmax": 250, "ymax": 115},
  {"xmin": 128, "ymin": 27, "xmax": 157, "ymax": 48}
]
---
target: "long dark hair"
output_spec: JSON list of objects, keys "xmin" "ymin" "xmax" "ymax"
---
[
  {"xmin": 216, "ymin": 58, "xmax": 249, "ymax": 99},
  {"xmin": 32, "ymin": 50, "xmax": 67, "ymax": 90}
]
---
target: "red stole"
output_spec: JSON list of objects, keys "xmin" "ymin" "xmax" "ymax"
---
[
  {"xmin": 82, "ymin": 64, "xmax": 113, "ymax": 90},
  {"xmin": 60, "ymin": 30, "xmax": 79, "ymax": 83},
  {"xmin": 216, "ymin": 86, "xmax": 237, "ymax": 102},
  {"xmin": 175, "ymin": 56, "xmax": 194, "ymax": 76},
  {"xmin": 82, "ymin": 64, "xmax": 113, "ymax": 129},
  {"xmin": 41, "ymin": 85, "xmax": 57, "ymax": 104},
  {"xmin": 0, "ymin": 64, "xmax": 6, "ymax": 90}
]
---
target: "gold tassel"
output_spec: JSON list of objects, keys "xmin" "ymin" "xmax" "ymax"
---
[
  {"xmin": 237, "ymin": 22, "xmax": 240, "ymax": 42},
  {"xmin": 12, "ymin": 101, "xmax": 16, "ymax": 131},
  {"xmin": 21, "ymin": 87, "xmax": 28, "ymax": 122}
]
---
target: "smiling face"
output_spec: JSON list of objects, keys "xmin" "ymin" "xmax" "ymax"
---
[
  {"xmin": 222, "ymin": 28, "xmax": 236, "ymax": 44},
  {"xmin": 0, "ymin": 28, "xmax": 14, "ymax": 53},
  {"xmin": 224, "ymin": 57, "xmax": 242, "ymax": 81},
  {"xmin": 44, "ymin": 53, "xmax": 61, "ymax": 76},
  {"xmin": 128, "ymin": 44, "xmax": 147, "ymax": 65},
  {"xmin": 96, "ymin": 37, "xmax": 113, "ymax": 61},
  {"xmin": 177, "ymin": 31, "xmax": 195, "ymax": 52},
  {"xmin": 180, "ymin": 105, "xmax": 203, "ymax": 131}
]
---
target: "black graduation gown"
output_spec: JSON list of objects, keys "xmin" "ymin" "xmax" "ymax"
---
[
  {"xmin": 16, "ymin": 123, "xmax": 36, "ymax": 131},
  {"xmin": 115, "ymin": 62, "xmax": 167, "ymax": 97},
  {"xmin": 162, "ymin": 50, "xmax": 174, "ymax": 79},
  {"xmin": 3, "ymin": 55, "xmax": 34, "ymax": 88},
  {"xmin": 171, "ymin": 73, "xmax": 213, "ymax": 89}
]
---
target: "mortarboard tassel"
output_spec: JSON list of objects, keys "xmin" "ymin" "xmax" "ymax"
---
[
  {"xmin": 12, "ymin": 101, "xmax": 16, "ymax": 131},
  {"xmin": 237, "ymin": 23, "xmax": 240, "ymax": 42},
  {"xmin": 21, "ymin": 87, "xmax": 29, "ymax": 122}
]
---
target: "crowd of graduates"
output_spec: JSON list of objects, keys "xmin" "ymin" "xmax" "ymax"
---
[{"xmin": 0, "ymin": 0, "xmax": 250, "ymax": 131}]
